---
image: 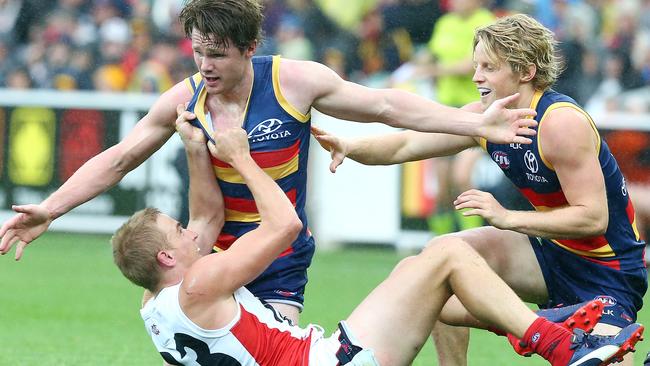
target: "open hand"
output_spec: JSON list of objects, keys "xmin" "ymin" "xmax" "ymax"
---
[
  {"xmin": 311, "ymin": 125, "xmax": 348, "ymax": 173},
  {"xmin": 454, "ymin": 189, "xmax": 510, "ymax": 229},
  {"xmin": 480, "ymin": 93, "xmax": 538, "ymax": 144},
  {"xmin": 0, "ymin": 204, "xmax": 52, "ymax": 260}
]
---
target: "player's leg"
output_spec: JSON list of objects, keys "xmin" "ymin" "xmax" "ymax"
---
[
  {"xmin": 431, "ymin": 322, "xmax": 469, "ymax": 366},
  {"xmin": 451, "ymin": 148, "xmax": 485, "ymax": 230},
  {"xmin": 267, "ymin": 302, "xmax": 300, "ymax": 324},
  {"xmin": 343, "ymin": 237, "xmax": 644, "ymax": 366},
  {"xmin": 430, "ymin": 227, "xmax": 547, "ymax": 366},
  {"xmin": 429, "ymin": 157, "xmax": 457, "ymax": 234},
  {"xmin": 343, "ymin": 237, "xmax": 538, "ymax": 365}
]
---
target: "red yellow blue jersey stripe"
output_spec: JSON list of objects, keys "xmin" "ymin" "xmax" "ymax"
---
[{"xmin": 481, "ymin": 90, "xmax": 645, "ymax": 271}]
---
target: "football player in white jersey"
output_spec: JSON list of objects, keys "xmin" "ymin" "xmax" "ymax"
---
[{"xmin": 111, "ymin": 105, "xmax": 643, "ymax": 366}]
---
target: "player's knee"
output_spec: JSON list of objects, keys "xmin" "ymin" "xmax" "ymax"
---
[
  {"xmin": 391, "ymin": 255, "xmax": 418, "ymax": 274},
  {"xmin": 421, "ymin": 237, "xmax": 476, "ymax": 269}
]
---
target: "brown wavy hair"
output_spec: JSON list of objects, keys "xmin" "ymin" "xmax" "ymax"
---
[{"xmin": 179, "ymin": 0, "xmax": 264, "ymax": 52}]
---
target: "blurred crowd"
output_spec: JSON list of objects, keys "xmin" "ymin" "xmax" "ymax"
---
[
  {"xmin": 1, "ymin": 0, "xmax": 649, "ymax": 236},
  {"xmin": 1, "ymin": 0, "xmax": 649, "ymax": 110}
]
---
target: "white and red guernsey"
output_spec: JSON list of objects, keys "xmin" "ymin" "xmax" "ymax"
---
[{"xmin": 141, "ymin": 284, "xmax": 323, "ymax": 365}]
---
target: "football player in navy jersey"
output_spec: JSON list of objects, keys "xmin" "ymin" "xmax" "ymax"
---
[{"xmin": 312, "ymin": 13, "xmax": 647, "ymax": 365}]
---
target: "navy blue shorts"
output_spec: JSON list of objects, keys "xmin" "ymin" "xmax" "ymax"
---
[
  {"xmin": 244, "ymin": 235, "xmax": 316, "ymax": 310},
  {"xmin": 530, "ymin": 237, "xmax": 647, "ymax": 328}
]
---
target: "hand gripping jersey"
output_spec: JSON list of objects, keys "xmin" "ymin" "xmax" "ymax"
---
[
  {"xmin": 184, "ymin": 55, "xmax": 312, "ymax": 254},
  {"xmin": 141, "ymin": 284, "xmax": 321, "ymax": 365},
  {"xmin": 481, "ymin": 90, "xmax": 646, "ymax": 271}
]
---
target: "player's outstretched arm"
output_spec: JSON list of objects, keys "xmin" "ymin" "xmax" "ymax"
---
[
  {"xmin": 291, "ymin": 60, "xmax": 537, "ymax": 144},
  {"xmin": 311, "ymin": 117, "xmax": 477, "ymax": 173},
  {"xmin": 0, "ymin": 82, "xmax": 191, "ymax": 260}
]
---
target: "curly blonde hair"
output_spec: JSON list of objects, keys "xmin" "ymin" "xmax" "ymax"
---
[{"xmin": 474, "ymin": 14, "xmax": 563, "ymax": 90}]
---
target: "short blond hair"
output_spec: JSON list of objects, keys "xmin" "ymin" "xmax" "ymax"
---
[
  {"xmin": 474, "ymin": 13, "xmax": 563, "ymax": 90},
  {"xmin": 112, "ymin": 208, "xmax": 169, "ymax": 292}
]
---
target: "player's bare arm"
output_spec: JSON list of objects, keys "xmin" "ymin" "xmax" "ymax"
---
[
  {"xmin": 175, "ymin": 104, "xmax": 225, "ymax": 254},
  {"xmin": 312, "ymin": 126, "xmax": 476, "ymax": 173},
  {"xmin": 310, "ymin": 103, "xmax": 484, "ymax": 172},
  {"xmin": 0, "ymin": 82, "xmax": 193, "ymax": 260},
  {"xmin": 456, "ymin": 107, "xmax": 607, "ymax": 238},
  {"xmin": 279, "ymin": 59, "xmax": 537, "ymax": 144},
  {"xmin": 178, "ymin": 128, "xmax": 301, "ymax": 327}
]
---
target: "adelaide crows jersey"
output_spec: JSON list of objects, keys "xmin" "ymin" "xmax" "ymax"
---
[
  {"xmin": 184, "ymin": 55, "xmax": 312, "ymax": 256},
  {"xmin": 481, "ymin": 90, "xmax": 645, "ymax": 272}
]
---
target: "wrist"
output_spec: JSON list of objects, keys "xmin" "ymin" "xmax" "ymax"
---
[
  {"xmin": 40, "ymin": 202, "xmax": 60, "ymax": 221},
  {"xmin": 228, "ymin": 153, "xmax": 254, "ymax": 169},
  {"xmin": 184, "ymin": 142, "xmax": 208, "ymax": 155}
]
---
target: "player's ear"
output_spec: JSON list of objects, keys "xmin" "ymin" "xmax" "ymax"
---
[
  {"xmin": 520, "ymin": 64, "xmax": 536, "ymax": 83},
  {"xmin": 157, "ymin": 250, "xmax": 176, "ymax": 267}
]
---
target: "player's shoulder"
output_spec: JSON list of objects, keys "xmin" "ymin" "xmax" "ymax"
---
[
  {"xmin": 278, "ymin": 57, "xmax": 335, "ymax": 81},
  {"xmin": 159, "ymin": 78, "xmax": 195, "ymax": 104}
]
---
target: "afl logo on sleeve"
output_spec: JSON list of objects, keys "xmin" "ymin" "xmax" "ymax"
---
[{"xmin": 491, "ymin": 151, "xmax": 510, "ymax": 169}]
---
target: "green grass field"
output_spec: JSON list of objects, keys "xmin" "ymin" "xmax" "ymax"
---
[{"xmin": 0, "ymin": 232, "xmax": 648, "ymax": 365}]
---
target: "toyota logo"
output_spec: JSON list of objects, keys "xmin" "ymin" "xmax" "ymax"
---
[
  {"xmin": 248, "ymin": 118, "xmax": 283, "ymax": 138},
  {"xmin": 524, "ymin": 150, "xmax": 538, "ymax": 173}
]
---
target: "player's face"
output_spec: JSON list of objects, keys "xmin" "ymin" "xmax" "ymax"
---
[
  {"xmin": 191, "ymin": 29, "xmax": 255, "ymax": 95},
  {"xmin": 472, "ymin": 40, "xmax": 522, "ymax": 109},
  {"xmin": 156, "ymin": 214, "xmax": 201, "ymax": 266}
]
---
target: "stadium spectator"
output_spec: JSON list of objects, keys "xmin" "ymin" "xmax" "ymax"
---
[
  {"xmin": 0, "ymin": 0, "xmax": 539, "ymax": 328},
  {"xmin": 419, "ymin": 0, "xmax": 495, "ymax": 239},
  {"xmin": 312, "ymin": 14, "xmax": 647, "ymax": 366},
  {"xmin": 116, "ymin": 117, "xmax": 643, "ymax": 366}
]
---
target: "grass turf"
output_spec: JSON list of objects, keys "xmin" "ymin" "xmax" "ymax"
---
[{"xmin": 0, "ymin": 232, "xmax": 648, "ymax": 365}]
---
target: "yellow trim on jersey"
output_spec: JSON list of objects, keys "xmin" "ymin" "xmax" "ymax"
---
[
  {"xmin": 537, "ymin": 101, "xmax": 601, "ymax": 171},
  {"xmin": 193, "ymin": 84, "xmax": 210, "ymax": 134},
  {"xmin": 272, "ymin": 55, "xmax": 310, "ymax": 123},
  {"xmin": 225, "ymin": 209, "xmax": 261, "ymax": 223},
  {"xmin": 184, "ymin": 72, "xmax": 203, "ymax": 93},
  {"xmin": 530, "ymin": 90, "xmax": 544, "ymax": 110},
  {"xmin": 214, "ymin": 154, "xmax": 299, "ymax": 184},
  {"xmin": 550, "ymin": 239, "xmax": 615, "ymax": 258},
  {"xmin": 478, "ymin": 137, "xmax": 487, "ymax": 150},
  {"xmin": 632, "ymin": 216, "xmax": 641, "ymax": 241}
]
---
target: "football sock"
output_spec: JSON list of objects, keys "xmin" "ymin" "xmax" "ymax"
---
[{"xmin": 513, "ymin": 317, "xmax": 573, "ymax": 365}]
